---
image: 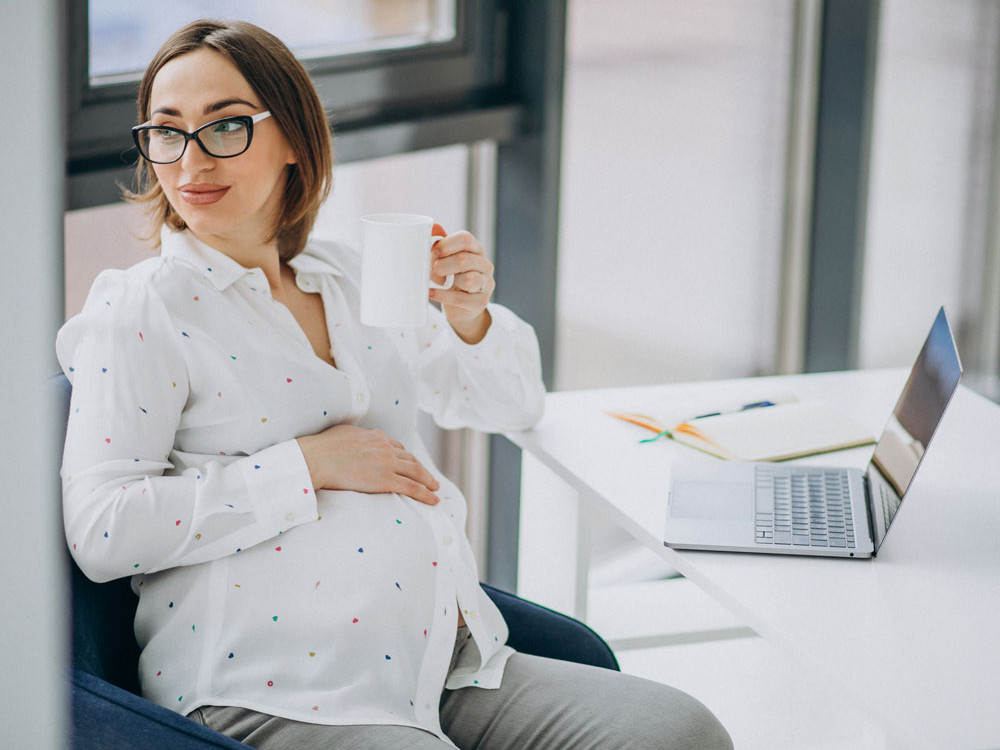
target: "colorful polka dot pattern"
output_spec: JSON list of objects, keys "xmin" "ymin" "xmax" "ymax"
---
[{"xmin": 57, "ymin": 228, "xmax": 543, "ymax": 740}]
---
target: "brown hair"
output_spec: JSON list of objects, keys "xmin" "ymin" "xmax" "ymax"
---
[{"xmin": 124, "ymin": 19, "xmax": 333, "ymax": 260}]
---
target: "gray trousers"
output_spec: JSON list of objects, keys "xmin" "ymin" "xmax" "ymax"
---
[{"xmin": 189, "ymin": 630, "xmax": 733, "ymax": 749}]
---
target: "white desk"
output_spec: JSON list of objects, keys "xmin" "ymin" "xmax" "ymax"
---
[{"xmin": 505, "ymin": 370, "xmax": 1000, "ymax": 750}]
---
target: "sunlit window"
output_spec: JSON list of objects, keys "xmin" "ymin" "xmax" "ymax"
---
[{"xmin": 88, "ymin": 0, "xmax": 457, "ymax": 86}]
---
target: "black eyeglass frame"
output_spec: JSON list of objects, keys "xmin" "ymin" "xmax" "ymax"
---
[{"xmin": 130, "ymin": 111, "xmax": 273, "ymax": 164}]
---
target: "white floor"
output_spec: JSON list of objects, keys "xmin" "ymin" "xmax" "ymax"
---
[{"xmin": 584, "ymin": 552, "xmax": 889, "ymax": 750}]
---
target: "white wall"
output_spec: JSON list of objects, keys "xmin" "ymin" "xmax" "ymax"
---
[{"xmin": 0, "ymin": 1, "xmax": 69, "ymax": 747}]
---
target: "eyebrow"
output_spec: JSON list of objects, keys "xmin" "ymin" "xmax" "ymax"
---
[{"xmin": 151, "ymin": 98, "xmax": 259, "ymax": 117}]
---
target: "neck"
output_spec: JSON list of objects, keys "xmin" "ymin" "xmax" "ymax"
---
[{"xmin": 191, "ymin": 229, "xmax": 285, "ymax": 295}]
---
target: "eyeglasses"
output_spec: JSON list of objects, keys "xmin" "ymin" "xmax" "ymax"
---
[{"xmin": 131, "ymin": 111, "xmax": 272, "ymax": 164}]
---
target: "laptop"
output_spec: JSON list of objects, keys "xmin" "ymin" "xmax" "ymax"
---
[{"xmin": 665, "ymin": 307, "xmax": 962, "ymax": 558}]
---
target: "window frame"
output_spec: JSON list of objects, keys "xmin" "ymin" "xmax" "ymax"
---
[{"xmin": 67, "ymin": 0, "xmax": 523, "ymax": 210}]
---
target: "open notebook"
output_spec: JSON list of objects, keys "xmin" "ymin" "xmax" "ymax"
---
[{"xmin": 609, "ymin": 397, "xmax": 875, "ymax": 461}]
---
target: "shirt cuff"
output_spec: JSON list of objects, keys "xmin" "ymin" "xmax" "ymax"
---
[{"xmin": 237, "ymin": 439, "xmax": 319, "ymax": 534}]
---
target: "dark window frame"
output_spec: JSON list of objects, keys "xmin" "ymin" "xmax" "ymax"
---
[{"xmin": 67, "ymin": 0, "xmax": 524, "ymax": 209}]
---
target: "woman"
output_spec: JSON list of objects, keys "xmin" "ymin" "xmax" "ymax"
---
[{"xmin": 58, "ymin": 19, "xmax": 732, "ymax": 750}]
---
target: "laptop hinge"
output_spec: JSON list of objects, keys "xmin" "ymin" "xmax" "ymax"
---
[{"xmin": 862, "ymin": 472, "xmax": 878, "ymax": 556}]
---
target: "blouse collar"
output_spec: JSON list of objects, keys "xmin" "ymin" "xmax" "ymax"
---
[{"xmin": 160, "ymin": 227, "xmax": 343, "ymax": 291}]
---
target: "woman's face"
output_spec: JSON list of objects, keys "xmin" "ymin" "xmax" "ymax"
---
[{"xmin": 148, "ymin": 48, "xmax": 296, "ymax": 252}]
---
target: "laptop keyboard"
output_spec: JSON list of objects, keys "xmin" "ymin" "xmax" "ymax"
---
[
  {"xmin": 754, "ymin": 467, "xmax": 856, "ymax": 549},
  {"xmin": 880, "ymin": 482, "xmax": 902, "ymax": 528}
]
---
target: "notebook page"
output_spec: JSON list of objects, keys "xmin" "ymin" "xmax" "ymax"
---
[{"xmin": 681, "ymin": 401, "xmax": 875, "ymax": 461}]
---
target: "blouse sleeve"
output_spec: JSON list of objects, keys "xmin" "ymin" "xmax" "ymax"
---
[
  {"xmin": 57, "ymin": 271, "xmax": 318, "ymax": 583},
  {"xmin": 415, "ymin": 302, "xmax": 546, "ymax": 432}
]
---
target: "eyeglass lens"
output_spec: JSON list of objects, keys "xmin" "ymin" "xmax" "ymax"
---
[{"xmin": 138, "ymin": 118, "xmax": 251, "ymax": 163}]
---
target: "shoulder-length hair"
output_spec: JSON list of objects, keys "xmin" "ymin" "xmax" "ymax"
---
[{"xmin": 124, "ymin": 19, "xmax": 333, "ymax": 261}]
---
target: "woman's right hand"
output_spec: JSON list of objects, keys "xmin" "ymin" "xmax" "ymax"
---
[{"xmin": 296, "ymin": 425, "xmax": 441, "ymax": 505}]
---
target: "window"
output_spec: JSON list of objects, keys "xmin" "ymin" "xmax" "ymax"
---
[
  {"xmin": 557, "ymin": 0, "xmax": 796, "ymax": 389},
  {"xmin": 88, "ymin": 0, "xmax": 457, "ymax": 86},
  {"xmin": 67, "ymin": 0, "xmax": 518, "ymax": 210},
  {"xmin": 860, "ymin": 0, "xmax": 1000, "ymax": 401}
]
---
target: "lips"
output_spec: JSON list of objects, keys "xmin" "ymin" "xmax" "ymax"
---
[{"xmin": 178, "ymin": 183, "xmax": 230, "ymax": 205}]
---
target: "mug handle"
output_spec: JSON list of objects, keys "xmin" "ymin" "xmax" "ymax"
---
[{"xmin": 430, "ymin": 223, "xmax": 454, "ymax": 290}]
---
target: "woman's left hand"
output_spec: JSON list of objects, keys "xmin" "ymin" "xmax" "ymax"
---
[{"xmin": 429, "ymin": 228, "xmax": 495, "ymax": 344}]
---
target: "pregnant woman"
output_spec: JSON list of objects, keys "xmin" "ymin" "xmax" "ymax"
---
[{"xmin": 58, "ymin": 18, "xmax": 732, "ymax": 750}]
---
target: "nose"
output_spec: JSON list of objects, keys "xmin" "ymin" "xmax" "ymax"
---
[{"xmin": 178, "ymin": 135, "xmax": 215, "ymax": 172}]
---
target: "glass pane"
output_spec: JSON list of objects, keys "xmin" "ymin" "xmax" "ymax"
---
[
  {"xmin": 88, "ymin": 0, "xmax": 457, "ymax": 86},
  {"xmin": 556, "ymin": 0, "xmax": 794, "ymax": 390},
  {"xmin": 859, "ymin": 0, "xmax": 999, "ymax": 400}
]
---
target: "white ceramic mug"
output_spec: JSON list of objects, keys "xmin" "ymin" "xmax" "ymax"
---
[{"xmin": 359, "ymin": 213, "xmax": 454, "ymax": 328}]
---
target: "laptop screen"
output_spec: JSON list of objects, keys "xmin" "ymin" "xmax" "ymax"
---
[{"xmin": 865, "ymin": 307, "xmax": 963, "ymax": 552}]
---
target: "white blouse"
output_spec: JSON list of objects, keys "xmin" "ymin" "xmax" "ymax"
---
[{"xmin": 57, "ymin": 227, "xmax": 545, "ymax": 744}]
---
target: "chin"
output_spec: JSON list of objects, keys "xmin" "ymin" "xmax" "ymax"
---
[
  {"xmin": 179, "ymin": 216, "xmax": 225, "ymax": 237},
  {"xmin": 172, "ymin": 206, "xmax": 235, "ymax": 238}
]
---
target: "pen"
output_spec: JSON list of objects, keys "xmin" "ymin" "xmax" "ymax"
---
[{"xmin": 690, "ymin": 400, "xmax": 776, "ymax": 420}]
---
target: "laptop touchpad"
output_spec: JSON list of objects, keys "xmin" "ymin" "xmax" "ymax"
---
[{"xmin": 671, "ymin": 481, "xmax": 750, "ymax": 522}]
